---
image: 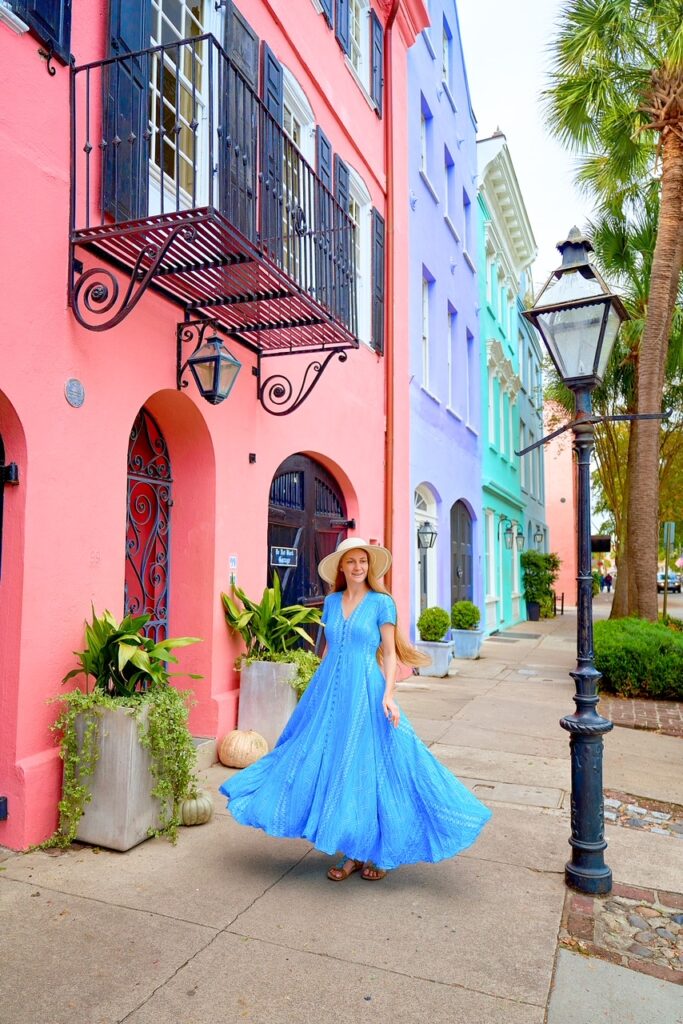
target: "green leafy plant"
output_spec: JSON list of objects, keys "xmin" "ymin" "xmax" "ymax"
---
[
  {"xmin": 594, "ymin": 618, "xmax": 683, "ymax": 700},
  {"xmin": 451, "ymin": 600, "xmax": 481, "ymax": 631},
  {"xmin": 592, "ymin": 570, "xmax": 602, "ymax": 596},
  {"xmin": 521, "ymin": 551, "xmax": 561, "ymax": 616},
  {"xmin": 63, "ymin": 606, "xmax": 201, "ymax": 697},
  {"xmin": 221, "ymin": 573, "xmax": 322, "ymax": 659},
  {"xmin": 416, "ymin": 606, "xmax": 451, "ymax": 642},
  {"xmin": 41, "ymin": 609, "xmax": 202, "ymax": 849}
]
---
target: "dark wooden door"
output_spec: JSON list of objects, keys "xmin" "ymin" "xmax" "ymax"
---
[
  {"xmin": 124, "ymin": 408, "xmax": 172, "ymax": 641},
  {"xmin": 451, "ymin": 500, "xmax": 473, "ymax": 605},
  {"xmin": 267, "ymin": 455, "xmax": 347, "ymax": 609}
]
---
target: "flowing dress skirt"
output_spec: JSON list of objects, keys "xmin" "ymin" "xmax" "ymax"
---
[{"xmin": 220, "ymin": 590, "xmax": 491, "ymax": 870}]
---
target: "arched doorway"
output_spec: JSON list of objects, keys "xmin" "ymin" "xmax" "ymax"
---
[
  {"xmin": 267, "ymin": 454, "xmax": 348, "ymax": 608},
  {"xmin": 451, "ymin": 500, "xmax": 473, "ymax": 606},
  {"xmin": 124, "ymin": 407, "xmax": 172, "ymax": 641}
]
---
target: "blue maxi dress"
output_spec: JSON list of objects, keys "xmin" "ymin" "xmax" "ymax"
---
[{"xmin": 219, "ymin": 590, "xmax": 491, "ymax": 870}]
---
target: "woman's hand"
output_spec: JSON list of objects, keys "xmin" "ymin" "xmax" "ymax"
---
[{"xmin": 383, "ymin": 694, "xmax": 400, "ymax": 728}]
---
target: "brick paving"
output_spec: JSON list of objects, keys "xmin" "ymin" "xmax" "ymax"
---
[
  {"xmin": 599, "ymin": 695, "xmax": 683, "ymax": 738},
  {"xmin": 560, "ymin": 884, "xmax": 683, "ymax": 984}
]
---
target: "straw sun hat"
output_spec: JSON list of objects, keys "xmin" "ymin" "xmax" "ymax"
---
[{"xmin": 318, "ymin": 537, "xmax": 392, "ymax": 585}]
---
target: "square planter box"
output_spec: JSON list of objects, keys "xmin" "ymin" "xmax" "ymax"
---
[
  {"xmin": 74, "ymin": 704, "xmax": 167, "ymax": 852},
  {"xmin": 237, "ymin": 660, "xmax": 298, "ymax": 751},
  {"xmin": 415, "ymin": 640, "xmax": 454, "ymax": 677},
  {"xmin": 451, "ymin": 628, "xmax": 484, "ymax": 659}
]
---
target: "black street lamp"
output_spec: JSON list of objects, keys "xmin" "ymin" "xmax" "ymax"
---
[
  {"xmin": 499, "ymin": 517, "xmax": 515, "ymax": 550},
  {"xmin": 523, "ymin": 227, "xmax": 629, "ymax": 895},
  {"xmin": 177, "ymin": 319, "xmax": 243, "ymax": 405}
]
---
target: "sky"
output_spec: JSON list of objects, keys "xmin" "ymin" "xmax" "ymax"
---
[{"xmin": 457, "ymin": 0, "xmax": 595, "ymax": 292}]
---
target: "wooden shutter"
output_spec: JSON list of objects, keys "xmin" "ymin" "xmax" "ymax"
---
[
  {"xmin": 334, "ymin": 156, "xmax": 351, "ymax": 325},
  {"xmin": 316, "ymin": 128, "xmax": 334, "ymax": 308},
  {"xmin": 102, "ymin": 0, "xmax": 151, "ymax": 221},
  {"xmin": 260, "ymin": 43, "xmax": 284, "ymax": 260},
  {"xmin": 14, "ymin": 0, "xmax": 71, "ymax": 64},
  {"xmin": 370, "ymin": 9, "xmax": 384, "ymax": 117},
  {"xmin": 221, "ymin": 2, "xmax": 259, "ymax": 238},
  {"xmin": 335, "ymin": 0, "xmax": 350, "ymax": 55},
  {"xmin": 223, "ymin": 0, "xmax": 259, "ymax": 88},
  {"xmin": 319, "ymin": 0, "xmax": 333, "ymax": 28},
  {"xmin": 371, "ymin": 207, "xmax": 385, "ymax": 353}
]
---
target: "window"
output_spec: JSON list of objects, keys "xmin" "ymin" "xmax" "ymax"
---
[
  {"xmin": 466, "ymin": 328, "xmax": 475, "ymax": 426},
  {"xmin": 282, "ymin": 68, "xmax": 315, "ymax": 277},
  {"xmin": 349, "ymin": 0, "xmax": 369, "ymax": 84},
  {"xmin": 441, "ymin": 18, "xmax": 452, "ymax": 91},
  {"xmin": 508, "ymin": 398, "xmax": 514, "ymax": 463},
  {"xmin": 150, "ymin": 1, "xmax": 207, "ymax": 201},
  {"xmin": 463, "ymin": 189, "xmax": 473, "ymax": 256},
  {"xmin": 348, "ymin": 166, "xmax": 372, "ymax": 345},
  {"xmin": 421, "ymin": 276, "xmax": 431, "ymax": 388},
  {"xmin": 520, "ymin": 420, "xmax": 527, "ymax": 490},
  {"xmin": 488, "ymin": 369, "xmax": 495, "ymax": 441},
  {"xmin": 420, "ymin": 95, "xmax": 433, "ymax": 178},
  {"xmin": 500, "ymin": 390, "xmax": 507, "ymax": 456},
  {"xmin": 447, "ymin": 305, "xmax": 457, "ymax": 411},
  {"xmin": 444, "ymin": 147, "xmax": 457, "ymax": 230}
]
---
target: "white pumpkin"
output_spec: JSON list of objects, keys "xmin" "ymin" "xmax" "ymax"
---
[
  {"xmin": 180, "ymin": 789, "xmax": 214, "ymax": 826},
  {"xmin": 219, "ymin": 729, "xmax": 269, "ymax": 768}
]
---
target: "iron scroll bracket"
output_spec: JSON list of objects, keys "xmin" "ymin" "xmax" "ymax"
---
[
  {"xmin": 255, "ymin": 348, "xmax": 349, "ymax": 416},
  {"xmin": 514, "ymin": 409, "xmax": 671, "ymax": 458},
  {"xmin": 69, "ymin": 223, "xmax": 199, "ymax": 332}
]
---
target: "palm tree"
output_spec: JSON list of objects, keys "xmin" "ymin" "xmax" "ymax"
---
[{"xmin": 545, "ymin": 0, "xmax": 683, "ymax": 619}]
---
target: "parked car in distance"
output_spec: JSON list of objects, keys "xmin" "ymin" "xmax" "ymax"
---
[{"xmin": 657, "ymin": 571, "xmax": 681, "ymax": 593}]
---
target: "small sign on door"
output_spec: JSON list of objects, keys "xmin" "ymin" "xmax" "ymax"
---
[{"xmin": 270, "ymin": 546, "xmax": 298, "ymax": 567}]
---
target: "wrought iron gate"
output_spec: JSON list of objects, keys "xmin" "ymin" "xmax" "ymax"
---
[{"xmin": 124, "ymin": 408, "xmax": 172, "ymax": 640}]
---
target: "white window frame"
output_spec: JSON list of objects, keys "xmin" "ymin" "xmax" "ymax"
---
[
  {"xmin": 349, "ymin": 0, "xmax": 371, "ymax": 89},
  {"xmin": 148, "ymin": 0, "xmax": 220, "ymax": 213},
  {"xmin": 421, "ymin": 277, "xmax": 431, "ymax": 389},
  {"xmin": 447, "ymin": 305, "xmax": 457, "ymax": 411},
  {"xmin": 499, "ymin": 388, "xmax": 506, "ymax": 455},
  {"xmin": 488, "ymin": 369, "xmax": 495, "ymax": 441},
  {"xmin": 485, "ymin": 509, "xmax": 496, "ymax": 598},
  {"xmin": 466, "ymin": 328, "xmax": 475, "ymax": 428},
  {"xmin": 414, "ymin": 485, "xmax": 439, "ymax": 615},
  {"xmin": 347, "ymin": 165, "xmax": 372, "ymax": 347}
]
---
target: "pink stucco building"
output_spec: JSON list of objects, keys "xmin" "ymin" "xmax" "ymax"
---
[
  {"xmin": 0, "ymin": 0, "xmax": 427, "ymax": 849},
  {"xmin": 543, "ymin": 400, "xmax": 577, "ymax": 606}
]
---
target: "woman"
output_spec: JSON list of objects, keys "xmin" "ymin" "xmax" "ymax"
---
[{"xmin": 220, "ymin": 537, "xmax": 491, "ymax": 881}]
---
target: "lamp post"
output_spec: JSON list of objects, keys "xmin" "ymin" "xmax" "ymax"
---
[
  {"xmin": 523, "ymin": 227, "xmax": 629, "ymax": 895},
  {"xmin": 177, "ymin": 320, "xmax": 243, "ymax": 405},
  {"xmin": 417, "ymin": 521, "xmax": 438, "ymax": 549}
]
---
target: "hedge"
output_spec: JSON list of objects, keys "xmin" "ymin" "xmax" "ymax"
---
[{"xmin": 594, "ymin": 618, "xmax": 683, "ymax": 700}]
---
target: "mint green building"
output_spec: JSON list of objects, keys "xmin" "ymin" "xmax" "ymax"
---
[{"xmin": 477, "ymin": 133, "xmax": 537, "ymax": 633}]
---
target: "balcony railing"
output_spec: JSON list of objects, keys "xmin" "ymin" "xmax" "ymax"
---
[{"xmin": 69, "ymin": 34, "xmax": 358, "ymax": 354}]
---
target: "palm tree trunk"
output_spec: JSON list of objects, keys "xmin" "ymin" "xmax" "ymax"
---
[
  {"xmin": 611, "ymin": 423, "xmax": 635, "ymax": 619},
  {"xmin": 628, "ymin": 131, "xmax": 683, "ymax": 620}
]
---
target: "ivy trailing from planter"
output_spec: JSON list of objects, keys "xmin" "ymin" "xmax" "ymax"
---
[{"xmin": 39, "ymin": 609, "xmax": 202, "ymax": 849}]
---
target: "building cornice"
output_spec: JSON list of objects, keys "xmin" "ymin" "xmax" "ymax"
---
[
  {"xmin": 487, "ymin": 338, "xmax": 521, "ymax": 398},
  {"xmin": 477, "ymin": 135, "xmax": 537, "ymax": 278}
]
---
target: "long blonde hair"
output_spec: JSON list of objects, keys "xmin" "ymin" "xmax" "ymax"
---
[{"xmin": 332, "ymin": 564, "xmax": 431, "ymax": 668}]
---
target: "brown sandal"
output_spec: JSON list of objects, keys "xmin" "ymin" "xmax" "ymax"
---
[
  {"xmin": 327, "ymin": 857, "xmax": 363, "ymax": 881},
  {"xmin": 361, "ymin": 862, "xmax": 387, "ymax": 881}
]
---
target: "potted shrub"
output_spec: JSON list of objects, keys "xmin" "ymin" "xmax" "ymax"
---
[
  {"xmin": 46, "ymin": 609, "xmax": 202, "ymax": 851},
  {"xmin": 221, "ymin": 573, "xmax": 322, "ymax": 750},
  {"xmin": 450, "ymin": 600, "xmax": 484, "ymax": 659},
  {"xmin": 415, "ymin": 606, "xmax": 453, "ymax": 677},
  {"xmin": 521, "ymin": 551, "xmax": 561, "ymax": 621}
]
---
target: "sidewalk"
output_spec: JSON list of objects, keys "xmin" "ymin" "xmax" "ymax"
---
[{"xmin": 1, "ymin": 609, "xmax": 681, "ymax": 1024}]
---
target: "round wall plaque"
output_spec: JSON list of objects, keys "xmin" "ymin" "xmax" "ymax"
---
[{"xmin": 65, "ymin": 378, "xmax": 85, "ymax": 408}]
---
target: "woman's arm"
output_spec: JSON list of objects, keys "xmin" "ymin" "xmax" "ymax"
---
[{"xmin": 380, "ymin": 622, "xmax": 400, "ymax": 727}]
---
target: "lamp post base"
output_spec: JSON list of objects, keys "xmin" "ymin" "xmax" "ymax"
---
[{"xmin": 565, "ymin": 861, "xmax": 612, "ymax": 895}]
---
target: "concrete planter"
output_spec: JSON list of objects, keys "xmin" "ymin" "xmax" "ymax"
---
[
  {"xmin": 451, "ymin": 628, "xmax": 484, "ymax": 660},
  {"xmin": 74, "ymin": 704, "xmax": 167, "ymax": 852},
  {"xmin": 415, "ymin": 640, "xmax": 454, "ymax": 677},
  {"xmin": 237, "ymin": 660, "xmax": 298, "ymax": 751}
]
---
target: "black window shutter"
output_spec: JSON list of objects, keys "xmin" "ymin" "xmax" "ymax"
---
[
  {"xmin": 316, "ymin": 128, "xmax": 333, "ymax": 191},
  {"xmin": 260, "ymin": 43, "xmax": 284, "ymax": 260},
  {"xmin": 334, "ymin": 154, "xmax": 350, "ymax": 214},
  {"xmin": 335, "ymin": 0, "xmax": 350, "ymax": 55},
  {"xmin": 320, "ymin": 0, "xmax": 333, "ymax": 28},
  {"xmin": 102, "ymin": 0, "xmax": 151, "ymax": 222},
  {"xmin": 223, "ymin": 0, "xmax": 259, "ymax": 89},
  {"xmin": 370, "ymin": 10, "xmax": 384, "ymax": 117},
  {"xmin": 371, "ymin": 208, "xmax": 385, "ymax": 354},
  {"xmin": 261, "ymin": 42, "xmax": 284, "ymax": 123},
  {"xmin": 14, "ymin": 0, "xmax": 72, "ymax": 64}
]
